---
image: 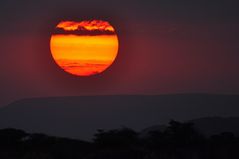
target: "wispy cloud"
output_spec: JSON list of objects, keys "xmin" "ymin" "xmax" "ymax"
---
[{"xmin": 57, "ymin": 59, "xmax": 111, "ymax": 76}]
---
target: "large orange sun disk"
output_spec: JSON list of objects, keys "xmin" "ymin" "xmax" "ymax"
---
[{"xmin": 50, "ymin": 20, "xmax": 119, "ymax": 76}]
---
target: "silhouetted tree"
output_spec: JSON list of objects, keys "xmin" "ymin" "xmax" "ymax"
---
[
  {"xmin": 164, "ymin": 120, "xmax": 204, "ymax": 145},
  {"xmin": 93, "ymin": 127, "xmax": 138, "ymax": 149},
  {"xmin": 1, "ymin": 120, "xmax": 239, "ymax": 159},
  {"xmin": 0, "ymin": 128, "xmax": 28, "ymax": 145}
]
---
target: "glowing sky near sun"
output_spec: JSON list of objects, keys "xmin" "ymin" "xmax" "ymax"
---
[{"xmin": 50, "ymin": 20, "xmax": 119, "ymax": 76}]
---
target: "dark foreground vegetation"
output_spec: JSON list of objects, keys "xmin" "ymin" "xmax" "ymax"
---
[{"xmin": 1, "ymin": 120, "xmax": 239, "ymax": 159}]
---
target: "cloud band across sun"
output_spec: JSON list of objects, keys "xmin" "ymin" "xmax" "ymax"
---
[{"xmin": 54, "ymin": 20, "xmax": 116, "ymax": 36}]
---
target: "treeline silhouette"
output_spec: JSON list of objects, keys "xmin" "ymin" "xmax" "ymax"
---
[{"xmin": 1, "ymin": 120, "xmax": 239, "ymax": 159}]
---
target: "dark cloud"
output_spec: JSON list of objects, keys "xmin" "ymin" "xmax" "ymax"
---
[{"xmin": 53, "ymin": 27, "xmax": 115, "ymax": 36}]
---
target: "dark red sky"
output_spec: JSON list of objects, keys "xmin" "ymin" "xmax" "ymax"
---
[{"xmin": 0, "ymin": 0, "xmax": 239, "ymax": 107}]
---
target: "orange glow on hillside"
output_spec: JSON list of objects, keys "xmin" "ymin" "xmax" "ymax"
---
[{"xmin": 50, "ymin": 20, "xmax": 119, "ymax": 76}]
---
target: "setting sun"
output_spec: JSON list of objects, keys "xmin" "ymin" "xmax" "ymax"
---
[{"xmin": 50, "ymin": 20, "xmax": 119, "ymax": 76}]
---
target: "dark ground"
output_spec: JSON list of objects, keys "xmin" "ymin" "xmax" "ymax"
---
[{"xmin": 1, "ymin": 120, "xmax": 239, "ymax": 159}]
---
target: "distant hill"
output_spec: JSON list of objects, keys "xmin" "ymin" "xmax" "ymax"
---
[
  {"xmin": 140, "ymin": 116, "xmax": 239, "ymax": 137},
  {"xmin": 0, "ymin": 94, "xmax": 238, "ymax": 140},
  {"xmin": 190, "ymin": 116, "xmax": 239, "ymax": 136}
]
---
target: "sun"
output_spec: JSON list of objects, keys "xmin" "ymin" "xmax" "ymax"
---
[{"xmin": 50, "ymin": 20, "xmax": 119, "ymax": 76}]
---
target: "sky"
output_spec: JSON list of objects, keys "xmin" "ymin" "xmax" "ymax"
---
[{"xmin": 0, "ymin": 0, "xmax": 239, "ymax": 107}]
